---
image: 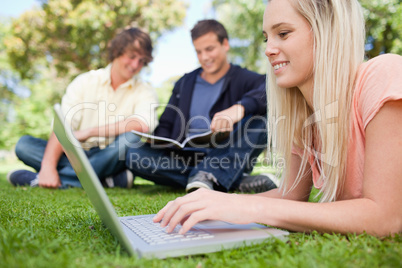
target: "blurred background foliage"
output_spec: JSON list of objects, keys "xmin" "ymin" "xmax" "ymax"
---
[
  {"xmin": 212, "ymin": 0, "xmax": 402, "ymax": 74},
  {"xmin": 0, "ymin": 0, "xmax": 187, "ymax": 149},
  {"xmin": 0, "ymin": 0, "xmax": 401, "ymax": 150}
]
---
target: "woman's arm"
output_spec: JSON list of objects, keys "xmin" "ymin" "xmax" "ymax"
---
[
  {"xmin": 154, "ymin": 100, "xmax": 402, "ymax": 237},
  {"xmin": 154, "ymin": 148, "xmax": 314, "ymax": 233},
  {"xmin": 264, "ymin": 101, "xmax": 402, "ymax": 236},
  {"xmin": 256, "ymin": 153, "xmax": 313, "ymax": 201}
]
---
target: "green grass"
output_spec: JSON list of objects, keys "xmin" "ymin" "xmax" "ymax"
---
[{"xmin": 0, "ymin": 161, "xmax": 401, "ymax": 268}]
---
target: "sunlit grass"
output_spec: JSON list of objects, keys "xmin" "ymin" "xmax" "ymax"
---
[{"xmin": 0, "ymin": 158, "xmax": 400, "ymax": 267}]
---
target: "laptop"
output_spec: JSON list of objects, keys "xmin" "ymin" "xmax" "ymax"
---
[{"xmin": 52, "ymin": 103, "xmax": 289, "ymax": 259}]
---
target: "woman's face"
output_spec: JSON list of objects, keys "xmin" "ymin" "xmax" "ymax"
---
[{"xmin": 263, "ymin": 0, "xmax": 314, "ymax": 92}]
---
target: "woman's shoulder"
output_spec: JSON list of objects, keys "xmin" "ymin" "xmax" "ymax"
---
[
  {"xmin": 358, "ymin": 53, "xmax": 402, "ymax": 73},
  {"xmin": 355, "ymin": 53, "xmax": 402, "ymax": 92},
  {"xmin": 355, "ymin": 54, "xmax": 402, "ymax": 128}
]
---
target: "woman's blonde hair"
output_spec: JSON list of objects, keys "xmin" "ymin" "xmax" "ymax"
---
[{"xmin": 267, "ymin": 0, "xmax": 365, "ymax": 202}]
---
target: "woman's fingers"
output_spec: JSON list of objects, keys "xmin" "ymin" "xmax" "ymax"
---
[
  {"xmin": 165, "ymin": 198, "xmax": 207, "ymax": 233},
  {"xmin": 154, "ymin": 189, "xmax": 249, "ymax": 235},
  {"xmin": 154, "ymin": 189, "xmax": 212, "ymax": 233},
  {"xmin": 179, "ymin": 209, "xmax": 212, "ymax": 234},
  {"xmin": 152, "ymin": 200, "xmax": 174, "ymax": 223}
]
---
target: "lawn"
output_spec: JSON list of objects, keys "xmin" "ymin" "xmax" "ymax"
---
[{"xmin": 0, "ymin": 159, "xmax": 401, "ymax": 268}]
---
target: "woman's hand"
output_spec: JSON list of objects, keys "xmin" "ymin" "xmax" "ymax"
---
[{"xmin": 153, "ymin": 188, "xmax": 257, "ymax": 234}]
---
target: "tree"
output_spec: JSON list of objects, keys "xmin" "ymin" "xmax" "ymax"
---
[
  {"xmin": 360, "ymin": 0, "xmax": 402, "ymax": 58},
  {"xmin": 0, "ymin": 0, "xmax": 187, "ymax": 149},
  {"xmin": 0, "ymin": 19, "xmax": 32, "ymax": 149},
  {"xmin": 5, "ymin": 0, "xmax": 188, "ymax": 80},
  {"xmin": 0, "ymin": 20, "xmax": 15, "ymax": 118},
  {"xmin": 213, "ymin": 0, "xmax": 266, "ymax": 73}
]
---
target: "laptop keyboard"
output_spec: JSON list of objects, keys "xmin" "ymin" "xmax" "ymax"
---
[{"xmin": 121, "ymin": 217, "xmax": 214, "ymax": 245}]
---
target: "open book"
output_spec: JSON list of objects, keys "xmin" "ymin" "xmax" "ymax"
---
[{"xmin": 131, "ymin": 130, "xmax": 229, "ymax": 149}]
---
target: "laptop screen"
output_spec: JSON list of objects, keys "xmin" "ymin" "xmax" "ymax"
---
[{"xmin": 52, "ymin": 104, "xmax": 136, "ymax": 256}]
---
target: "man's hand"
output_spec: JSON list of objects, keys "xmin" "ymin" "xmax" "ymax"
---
[
  {"xmin": 73, "ymin": 117, "xmax": 149, "ymax": 142},
  {"xmin": 38, "ymin": 166, "xmax": 61, "ymax": 188},
  {"xmin": 73, "ymin": 128, "xmax": 93, "ymax": 142},
  {"xmin": 210, "ymin": 104, "xmax": 245, "ymax": 132}
]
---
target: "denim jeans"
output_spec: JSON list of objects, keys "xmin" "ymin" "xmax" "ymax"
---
[
  {"xmin": 125, "ymin": 115, "xmax": 268, "ymax": 191},
  {"xmin": 15, "ymin": 132, "xmax": 140, "ymax": 189}
]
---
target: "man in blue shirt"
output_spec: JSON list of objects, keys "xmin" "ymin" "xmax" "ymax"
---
[{"xmin": 126, "ymin": 20, "xmax": 276, "ymax": 193}]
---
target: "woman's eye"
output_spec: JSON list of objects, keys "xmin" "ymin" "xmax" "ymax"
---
[{"xmin": 279, "ymin": 32, "xmax": 289, "ymax": 38}]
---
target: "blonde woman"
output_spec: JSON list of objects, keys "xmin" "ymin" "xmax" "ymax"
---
[{"xmin": 153, "ymin": 0, "xmax": 402, "ymax": 236}]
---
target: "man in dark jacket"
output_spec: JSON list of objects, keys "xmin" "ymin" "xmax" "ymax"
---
[{"xmin": 126, "ymin": 19, "xmax": 277, "ymax": 193}]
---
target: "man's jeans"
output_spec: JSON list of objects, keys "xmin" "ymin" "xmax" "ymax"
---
[
  {"xmin": 126, "ymin": 115, "xmax": 268, "ymax": 191},
  {"xmin": 15, "ymin": 132, "xmax": 139, "ymax": 189}
]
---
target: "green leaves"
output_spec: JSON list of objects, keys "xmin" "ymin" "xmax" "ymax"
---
[
  {"xmin": 361, "ymin": 0, "xmax": 402, "ymax": 58},
  {"xmin": 213, "ymin": 0, "xmax": 402, "ymax": 71},
  {"xmin": 5, "ymin": 0, "xmax": 187, "ymax": 80},
  {"xmin": 0, "ymin": 0, "xmax": 187, "ymax": 149},
  {"xmin": 213, "ymin": 0, "xmax": 267, "ymax": 73}
]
